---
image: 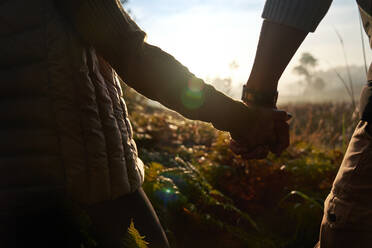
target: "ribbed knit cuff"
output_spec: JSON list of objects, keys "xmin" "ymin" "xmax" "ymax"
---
[{"xmin": 262, "ymin": 0, "xmax": 333, "ymax": 32}]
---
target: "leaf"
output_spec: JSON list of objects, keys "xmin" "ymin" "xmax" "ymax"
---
[
  {"xmin": 122, "ymin": 220, "xmax": 150, "ymax": 248},
  {"xmin": 279, "ymin": 190, "xmax": 323, "ymax": 211}
]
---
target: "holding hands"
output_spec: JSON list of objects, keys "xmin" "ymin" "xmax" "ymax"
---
[
  {"xmin": 227, "ymin": 87, "xmax": 291, "ymax": 159},
  {"xmin": 228, "ymin": 102, "xmax": 291, "ymax": 160},
  {"xmin": 223, "ymin": 20, "xmax": 308, "ymax": 159}
]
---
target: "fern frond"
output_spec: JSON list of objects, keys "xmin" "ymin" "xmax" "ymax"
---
[{"xmin": 122, "ymin": 220, "xmax": 150, "ymax": 248}]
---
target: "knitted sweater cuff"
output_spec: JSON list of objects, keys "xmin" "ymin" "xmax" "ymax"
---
[{"xmin": 262, "ymin": 0, "xmax": 333, "ymax": 32}]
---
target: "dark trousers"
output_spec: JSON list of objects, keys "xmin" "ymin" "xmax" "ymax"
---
[
  {"xmin": 86, "ymin": 188, "xmax": 170, "ymax": 248},
  {"xmin": 0, "ymin": 187, "xmax": 170, "ymax": 248}
]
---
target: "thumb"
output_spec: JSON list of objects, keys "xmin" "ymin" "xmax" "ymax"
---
[{"xmin": 272, "ymin": 109, "xmax": 292, "ymax": 121}]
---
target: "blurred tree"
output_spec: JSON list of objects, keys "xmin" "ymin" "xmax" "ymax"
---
[{"xmin": 294, "ymin": 52, "xmax": 325, "ymax": 92}]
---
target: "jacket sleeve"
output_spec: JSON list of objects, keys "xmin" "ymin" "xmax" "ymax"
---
[
  {"xmin": 262, "ymin": 0, "xmax": 333, "ymax": 32},
  {"xmin": 55, "ymin": 0, "xmax": 240, "ymax": 130}
]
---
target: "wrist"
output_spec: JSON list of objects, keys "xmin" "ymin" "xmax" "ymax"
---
[
  {"xmin": 245, "ymin": 76, "xmax": 278, "ymax": 91},
  {"xmin": 199, "ymin": 84, "xmax": 243, "ymax": 132},
  {"xmin": 241, "ymin": 85, "xmax": 278, "ymax": 108}
]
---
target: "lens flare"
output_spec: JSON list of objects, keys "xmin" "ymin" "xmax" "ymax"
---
[{"xmin": 181, "ymin": 78, "xmax": 205, "ymax": 110}]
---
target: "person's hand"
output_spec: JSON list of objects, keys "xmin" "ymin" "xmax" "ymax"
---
[
  {"xmin": 230, "ymin": 109, "xmax": 291, "ymax": 159},
  {"xmin": 270, "ymin": 118, "xmax": 290, "ymax": 155},
  {"xmin": 213, "ymin": 101, "xmax": 289, "ymax": 159},
  {"xmin": 230, "ymin": 138, "xmax": 270, "ymax": 159}
]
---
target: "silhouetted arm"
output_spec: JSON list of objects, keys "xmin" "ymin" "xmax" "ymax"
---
[
  {"xmin": 56, "ymin": 0, "xmax": 281, "ymax": 134},
  {"xmin": 245, "ymin": 0, "xmax": 333, "ymax": 99},
  {"xmin": 245, "ymin": 20, "xmax": 307, "ymax": 93},
  {"xmin": 56, "ymin": 0, "xmax": 234, "ymax": 125}
]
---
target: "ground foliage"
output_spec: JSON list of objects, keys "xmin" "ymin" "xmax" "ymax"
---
[
  {"xmin": 123, "ymin": 220, "xmax": 150, "ymax": 248},
  {"xmin": 123, "ymin": 86, "xmax": 359, "ymax": 248}
]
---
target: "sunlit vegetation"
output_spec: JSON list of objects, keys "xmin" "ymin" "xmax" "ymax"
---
[
  {"xmin": 123, "ymin": 220, "xmax": 150, "ymax": 248},
  {"xmin": 120, "ymin": 86, "xmax": 358, "ymax": 248}
]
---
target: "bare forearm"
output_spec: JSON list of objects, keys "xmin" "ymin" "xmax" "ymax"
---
[{"xmin": 246, "ymin": 20, "xmax": 308, "ymax": 92}]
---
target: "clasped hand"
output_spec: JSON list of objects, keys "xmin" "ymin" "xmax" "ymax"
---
[{"xmin": 228, "ymin": 104, "xmax": 291, "ymax": 159}]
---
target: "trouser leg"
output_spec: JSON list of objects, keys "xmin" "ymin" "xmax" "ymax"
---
[
  {"xmin": 86, "ymin": 187, "xmax": 170, "ymax": 248},
  {"xmin": 129, "ymin": 188, "xmax": 170, "ymax": 248}
]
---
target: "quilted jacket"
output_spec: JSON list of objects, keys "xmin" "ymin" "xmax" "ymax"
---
[
  {"xmin": 1, "ymin": 0, "xmax": 247, "ymax": 207},
  {"xmin": 0, "ymin": 0, "xmax": 144, "ymax": 205}
]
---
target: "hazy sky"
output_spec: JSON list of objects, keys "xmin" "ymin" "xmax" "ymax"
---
[{"xmin": 126, "ymin": 0, "xmax": 372, "ymax": 96}]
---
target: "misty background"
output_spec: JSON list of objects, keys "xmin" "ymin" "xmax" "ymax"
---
[
  {"xmin": 125, "ymin": 0, "xmax": 371, "ymax": 104},
  {"xmin": 209, "ymin": 57, "xmax": 367, "ymax": 104}
]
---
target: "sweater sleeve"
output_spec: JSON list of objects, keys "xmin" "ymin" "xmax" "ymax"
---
[
  {"xmin": 55, "ymin": 0, "xmax": 240, "ymax": 130},
  {"xmin": 262, "ymin": 0, "xmax": 333, "ymax": 32}
]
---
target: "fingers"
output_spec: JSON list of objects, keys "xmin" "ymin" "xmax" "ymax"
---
[
  {"xmin": 230, "ymin": 139, "xmax": 269, "ymax": 160},
  {"xmin": 271, "ymin": 109, "xmax": 292, "ymax": 121},
  {"xmin": 257, "ymin": 107, "xmax": 291, "ymax": 125},
  {"xmin": 277, "ymin": 121, "xmax": 290, "ymax": 153},
  {"xmin": 228, "ymin": 104, "xmax": 291, "ymax": 159},
  {"xmin": 270, "ymin": 121, "xmax": 290, "ymax": 155},
  {"xmin": 242, "ymin": 146, "xmax": 269, "ymax": 160},
  {"xmin": 230, "ymin": 139, "xmax": 248, "ymax": 154}
]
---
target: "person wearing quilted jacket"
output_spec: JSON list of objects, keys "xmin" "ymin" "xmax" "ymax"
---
[{"xmin": 0, "ymin": 0, "xmax": 289, "ymax": 247}]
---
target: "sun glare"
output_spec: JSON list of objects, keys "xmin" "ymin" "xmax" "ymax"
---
[{"xmin": 142, "ymin": 7, "xmax": 262, "ymax": 88}]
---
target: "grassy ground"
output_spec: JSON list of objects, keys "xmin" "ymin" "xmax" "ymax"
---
[{"xmin": 123, "ymin": 88, "xmax": 359, "ymax": 248}]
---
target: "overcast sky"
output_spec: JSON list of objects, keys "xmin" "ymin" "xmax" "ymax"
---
[{"xmin": 126, "ymin": 0, "xmax": 372, "ymax": 96}]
